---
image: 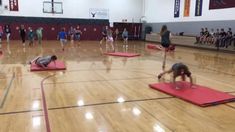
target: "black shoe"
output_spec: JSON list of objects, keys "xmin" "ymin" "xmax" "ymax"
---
[{"xmin": 157, "ymin": 75, "xmax": 162, "ymax": 79}]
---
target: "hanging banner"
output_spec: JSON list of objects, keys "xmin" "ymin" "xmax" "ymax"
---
[
  {"xmin": 195, "ymin": 0, "xmax": 203, "ymax": 16},
  {"xmin": 89, "ymin": 8, "xmax": 109, "ymax": 19},
  {"xmin": 184, "ymin": 0, "xmax": 191, "ymax": 17},
  {"xmin": 209, "ymin": 0, "xmax": 235, "ymax": 10},
  {"xmin": 174, "ymin": 0, "xmax": 180, "ymax": 18},
  {"xmin": 9, "ymin": 0, "xmax": 18, "ymax": 11}
]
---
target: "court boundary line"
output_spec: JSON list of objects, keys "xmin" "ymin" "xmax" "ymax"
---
[
  {"xmin": 41, "ymin": 74, "xmax": 55, "ymax": 132},
  {"xmin": 0, "ymin": 73, "xmax": 15, "ymax": 108},
  {"xmin": 224, "ymin": 104, "xmax": 235, "ymax": 110},
  {"xmin": 48, "ymin": 97, "xmax": 174, "ymax": 111},
  {"xmin": 0, "ymin": 97, "xmax": 174, "ymax": 116},
  {"xmin": 0, "ymin": 109, "xmax": 42, "ymax": 116},
  {"xmin": 44, "ymin": 76, "xmax": 155, "ymax": 85}
]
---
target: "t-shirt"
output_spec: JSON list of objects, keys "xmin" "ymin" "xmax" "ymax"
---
[
  {"xmin": 220, "ymin": 31, "xmax": 227, "ymax": 37},
  {"xmin": 36, "ymin": 29, "xmax": 43, "ymax": 37},
  {"xmin": 35, "ymin": 56, "xmax": 52, "ymax": 66},
  {"xmin": 200, "ymin": 31, "xmax": 205, "ymax": 36},
  {"xmin": 204, "ymin": 31, "xmax": 210, "ymax": 37},
  {"xmin": 102, "ymin": 29, "xmax": 107, "ymax": 36},
  {"xmin": 20, "ymin": 28, "xmax": 26, "ymax": 36},
  {"xmin": 5, "ymin": 27, "xmax": 11, "ymax": 34},
  {"xmin": 171, "ymin": 63, "xmax": 191, "ymax": 77},
  {"xmin": 122, "ymin": 31, "xmax": 128, "ymax": 38},
  {"xmin": 28, "ymin": 31, "xmax": 34, "ymax": 39},
  {"xmin": 227, "ymin": 31, "xmax": 233, "ymax": 37},
  {"xmin": 58, "ymin": 31, "xmax": 67, "ymax": 39},
  {"xmin": 161, "ymin": 30, "xmax": 171, "ymax": 47}
]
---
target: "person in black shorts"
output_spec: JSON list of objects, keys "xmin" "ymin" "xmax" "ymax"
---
[
  {"xmin": 100, "ymin": 26, "xmax": 108, "ymax": 46},
  {"xmin": 224, "ymin": 28, "xmax": 233, "ymax": 48},
  {"xmin": 160, "ymin": 25, "xmax": 171, "ymax": 69},
  {"xmin": 19, "ymin": 25, "xmax": 26, "ymax": 46},
  {"xmin": 74, "ymin": 26, "xmax": 82, "ymax": 42},
  {"xmin": 30, "ymin": 55, "xmax": 57, "ymax": 69},
  {"xmin": 195, "ymin": 28, "xmax": 204, "ymax": 44},
  {"xmin": 158, "ymin": 63, "xmax": 193, "ymax": 89},
  {"xmin": 4, "ymin": 24, "xmax": 11, "ymax": 45},
  {"xmin": 219, "ymin": 28, "xmax": 227, "ymax": 47},
  {"xmin": 203, "ymin": 28, "xmax": 210, "ymax": 44}
]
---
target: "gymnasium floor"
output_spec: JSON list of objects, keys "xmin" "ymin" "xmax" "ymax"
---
[{"xmin": 0, "ymin": 40, "xmax": 235, "ymax": 132}]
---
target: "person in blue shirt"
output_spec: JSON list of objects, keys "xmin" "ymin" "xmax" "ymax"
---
[
  {"xmin": 58, "ymin": 28, "xmax": 67, "ymax": 51},
  {"xmin": 28, "ymin": 27, "xmax": 34, "ymax": 46},
  {"xmin": 122, "ymin": 28, "xmax": 128, "ymax": 48}
]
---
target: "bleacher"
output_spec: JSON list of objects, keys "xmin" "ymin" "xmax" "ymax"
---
[{"xmin": 145, "ymin": 33, "xmax": 235, "ymax": 52}]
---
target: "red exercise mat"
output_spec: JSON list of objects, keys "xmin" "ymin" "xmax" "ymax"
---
[
  {"xmin": 104, "ymin": 52, "xmax": 140, "ymax": 57},
  {"xmin": 30, "ymin": 60, "xmax": 66, "ymax": 71},
  {"xmin": 149, "ymin": 81, "xmax": 235, "ymax": 107},
  {"xmin": 147, "ymin": 44, "xmax": 161, "ymax": 50}
]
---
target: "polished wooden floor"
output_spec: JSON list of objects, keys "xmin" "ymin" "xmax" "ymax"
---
[{"xmin": 0, "ymin": 40, "xmax": 234, "ymax": 132}]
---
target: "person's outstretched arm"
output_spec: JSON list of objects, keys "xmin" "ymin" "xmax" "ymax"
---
[{"xmin": 30, "ymin": 56, "xmax": 41, "ymax": 64}]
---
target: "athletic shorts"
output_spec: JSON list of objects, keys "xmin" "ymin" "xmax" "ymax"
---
[{"xmin": 161, "ymin": 43, "xmax": 170, "ymax": 48}]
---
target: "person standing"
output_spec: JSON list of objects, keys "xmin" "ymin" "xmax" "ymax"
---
[
  {"xmin": 122, "ymin": 28, "xmax": 128, "ymax": 49},
  {"xmin": 58, "ymin": 28, "xmax": 67, "ymax": 51},
  {"xmin": 4, "ymin": 24, "xmax": 11, "ymax": 45},
  {"xmin": 19, "ymin": 25, "xmax": 26, "ymax": 46},
  {"xmin": 100, "ymin": 26, "xmax": 108, "ymax": 46},
  {"xmin": 28, "ymin": 27, "xmax": 34, "ymax": 46},
  {"xmin": 0, "ymin": 26, "xmax": 3, "ymax": 49},
  {"xmin": 160, "ymin": 25, "xmax": 171, "ymax": 70},
  {"xmin": 36, "ymin": 27, "xmax": 43, "ymax": 45}
]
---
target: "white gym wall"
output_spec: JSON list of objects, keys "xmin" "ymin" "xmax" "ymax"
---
[
  {"xmin": 144, "ymin": 0, "xmax": 235, "ymax": 23},
  {"xmin": 0, "ymin": 0, "xmax": 143, "ymax": 23}
]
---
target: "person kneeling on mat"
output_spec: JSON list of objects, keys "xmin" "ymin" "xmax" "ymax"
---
[
  {"xmin": 30, "ymin": 55, "xmax": 57, "ymax": 69},
  {"xmin": 158, "ymin": 63, "xmax": 193, "ymax": 89}
]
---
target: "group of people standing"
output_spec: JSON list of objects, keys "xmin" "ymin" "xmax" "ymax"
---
[
  {"xmin": 99, "ymin": 26, "xmax": 129, "ymax": 52},
  {"xmin": 57, "ymin": 26, "xmax": 83, "ymax": 51},
  {"xmin": 0, "ymin": 24, "xmax": 43, "ymax": 48},
  {"xmin": 195, "ymin": 27, "xmax": 235, "ymax": 48}
]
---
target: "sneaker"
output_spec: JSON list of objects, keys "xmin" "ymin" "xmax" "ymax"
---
[{"xmin": 157, "ymin": 75, "xmax": 161, "ymax": 79}]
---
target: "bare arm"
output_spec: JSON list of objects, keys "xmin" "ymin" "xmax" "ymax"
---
[
  {"xmin": 39, "ymin": 63, "xmax": 47, "ymax": 69},
  {"xmin": 189, "ymin": 75, "xmax": 194, "ymax": 88},
  {"xmin": 53, "ymin": 60, "xmax": 56, "ymax": 67},
  {"xmin": 30, "ymin": 56, "xmax": 41, "ymax": 64}
]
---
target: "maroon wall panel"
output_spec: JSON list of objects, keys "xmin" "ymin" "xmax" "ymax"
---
[{"xmin": 0, "ymin": 23, "xmax": 108, "ymax": 41}]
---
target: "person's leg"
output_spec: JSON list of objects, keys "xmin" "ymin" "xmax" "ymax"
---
[
  {"xmin": 39, "ymin": 36, "xmax": 42, "ymax": 45},
  {"xmin": 110, "ymin": 41, "xmax": 114, "ymax": 52},
  {"xmin": 195, "ymin": 36, "xmax": 199, "ymax": 44},
  {"xmin": 21, "ymin": 34, "xmax": 25, "ymax": 46},
  {"xmin": 60, "ymin": 39, "xmax": 64, "ymax": 50},
  {"xmin": 162, "ymin": 49, "xmax": 167, "ymax": 70},
  {"xmin": 100, "ymin": 37, "xmax": 105, "ymax": 45},
  {"xmin": 6, "ymin": 33, "xmax": 10, "ymax": 44}
]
